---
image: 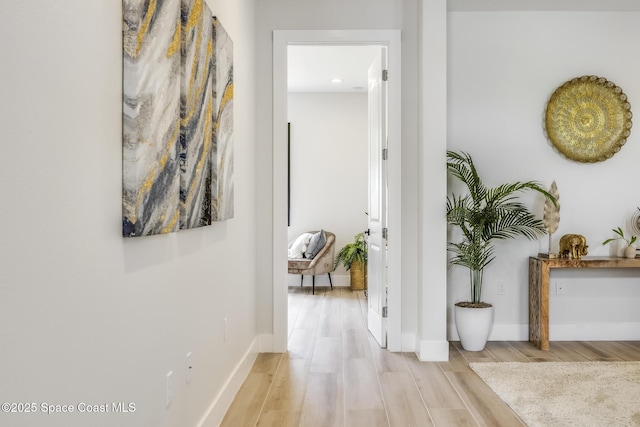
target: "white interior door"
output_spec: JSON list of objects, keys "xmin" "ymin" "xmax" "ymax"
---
[{"xmin": 367, "ymin": 48, "xmax": 387, "ymax": 348}]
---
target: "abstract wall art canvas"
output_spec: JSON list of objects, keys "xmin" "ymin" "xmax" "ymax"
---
[
  {"xmin": 122, "ymin": 2, "xmax": 234, "ymax": 237},
  {"xmin": 180, "ymin": 0, "xmax": 214, "ymax": 229},
  {"xmin": 122, "ymin": 0, "xmax": 182, "ymax": 237},
  {"xmin": 212, "ymin": 17, "xmax": 234, "ymax": 221}
]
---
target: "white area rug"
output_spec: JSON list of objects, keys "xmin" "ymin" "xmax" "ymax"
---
[{"xmin": 469, "ymin": 361, "xmax": 640, "ymax": 427}]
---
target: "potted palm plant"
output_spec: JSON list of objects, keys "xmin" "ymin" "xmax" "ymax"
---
[
  {"xmin": 446, "ymin": 151, "xmax": 556, "ymax": 351},
  {"xmin": 334, "ymin": 232, "xmax": 368, "ymax": 290}
]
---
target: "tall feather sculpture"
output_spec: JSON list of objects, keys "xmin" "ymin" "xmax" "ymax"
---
[{"xmin": 543, "ymin": 180, "xmax": 560, "ymax": 254}]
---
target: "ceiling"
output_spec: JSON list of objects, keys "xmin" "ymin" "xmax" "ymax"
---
[{"xmin": 287, "ymin": 45, "xmax": 381, "ymax": 93}]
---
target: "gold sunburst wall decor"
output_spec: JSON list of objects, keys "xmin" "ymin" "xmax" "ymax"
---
[{"xmin": 544, "ymin": 75, "xmax": 633, "ymax": 163}]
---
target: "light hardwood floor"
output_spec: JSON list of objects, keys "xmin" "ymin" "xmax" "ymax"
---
[{"xmin": 221, "ymin": 287, "xmax": 640, "ymax": 427}]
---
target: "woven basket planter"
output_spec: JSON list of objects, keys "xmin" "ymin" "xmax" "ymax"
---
[{"xmin": 350, "ymin": 260, "xmax": 366, "ymax": 290}]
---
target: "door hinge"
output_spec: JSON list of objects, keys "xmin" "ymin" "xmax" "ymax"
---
[
  {"xmin": 382, "ymin": 306, "xmax": 388, "ymax": 318},
  {"xmin": 382, "ymin": 69, "xmax": 388, "ymax": 81},
  {"xmin": 382, "ymin": 227, "xmax": 388, "ymax": 240},
  {"xmin": 382, "ymin": 148, "xmax": 388, "ymax": 160}
]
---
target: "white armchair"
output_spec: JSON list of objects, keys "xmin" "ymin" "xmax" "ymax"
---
[{"xmin": 287, "ymin": 230, "xmax": 335, "ymax": 295}]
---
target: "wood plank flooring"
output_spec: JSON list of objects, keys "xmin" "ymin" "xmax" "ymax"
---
[{"xmin": 221, "ymin": 287, "xmax": 640, "ymax": 427}]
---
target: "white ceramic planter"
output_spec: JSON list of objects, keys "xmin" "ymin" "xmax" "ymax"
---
[
  {"xmin": 454, "ymin": 304, "xmax": 494, "ymax": 351},
  {"xmin": 624, "ymin": 245, "xmax": 636, "ymax": 259}
]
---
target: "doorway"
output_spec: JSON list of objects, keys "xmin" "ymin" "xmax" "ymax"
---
[
  {"xmin": 272, "ymin": 30, "xmax": 402, "ymax": 353},
  {"xmin": 286, "ymin": 44, "xmax": 377, "ymax": 288}
]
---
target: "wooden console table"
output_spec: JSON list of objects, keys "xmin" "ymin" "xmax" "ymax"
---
[{"xmin": 529, "ymin": 255, "xmax": 640, "ymax": 351}]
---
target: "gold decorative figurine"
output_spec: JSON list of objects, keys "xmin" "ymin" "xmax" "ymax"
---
[{"xmin": 559, "ymin": 234, "xmax": 588, "ymax": 259}]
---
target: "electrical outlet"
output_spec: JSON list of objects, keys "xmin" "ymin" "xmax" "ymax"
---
[
  {"xmin": 497, "ymin": 280, "xmax": 506, "ymax": 295},
  {"xmin": 556, "ymin": 282, "xmax": 566, "ymax": 295},
  {"xmin": 223, "ymin": 317, "xmax": 228, "ymax": 342},
  {"xmin": 186, "ymin": 352, "xmax": 192, "ymax": 384},
  {"xmin": 166, "ymin": 371, "xmax": 173, "ymax": 408}
]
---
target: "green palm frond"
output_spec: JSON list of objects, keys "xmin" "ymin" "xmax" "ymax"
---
[
  {"xmin": 334, "ymin": 233, "xmax": 368, "ymax": 271},
  {"xmin": 483, "ymin": 204, "xmax": 547, "ymax": 241},
  {"xmin": 446, "ymin": 151, "xmax": 487, "ymax": 204}
]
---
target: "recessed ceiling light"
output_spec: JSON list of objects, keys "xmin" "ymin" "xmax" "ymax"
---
[{"xmin": 331, "ymin": 78, "xmax": 343, "ymax": 83}]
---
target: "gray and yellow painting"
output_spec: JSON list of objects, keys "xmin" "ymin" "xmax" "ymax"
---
[
  {"xmin": 122, "ymin": 0, "xmax": 233, "ymax": 237},
  {"xmin": 122, "ymin": 0, "xmax": 181, "ymax": 237},
  {"xmin": 212, "ymin": 17, "xmax": 234, "ymax": 221},
  {"xmin": 180, "ymin": 0, "xmax": 213, "ymax": 229}
]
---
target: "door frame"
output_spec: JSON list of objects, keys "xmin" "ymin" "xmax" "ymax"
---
[{"xmin": 272, "ymin": 30, "xmax": 402, "ymax": 352}]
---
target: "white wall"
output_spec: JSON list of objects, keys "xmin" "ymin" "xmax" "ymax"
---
[
  {"xmin": 448, "ymin": 10, "xmax": 640, "ymax": 341},
  {"xmin": 417, "ymin": 0, "xmax": 449, "ymax": 360},
  {"xmin": 0, "ymin": 1, "xmax": 257, "ymax": 426},
  {"xmin": 255, "ymin": 0, "xmax": 420, "ymax": 351},
  {"xmin": 287, "ymin": 93, "xmax": 368, "ymax": 287}
]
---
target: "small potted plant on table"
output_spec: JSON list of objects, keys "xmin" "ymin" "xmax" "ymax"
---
[{"xmin": 603, "ymin": 227, "xmax": 637, "ymax": 258}]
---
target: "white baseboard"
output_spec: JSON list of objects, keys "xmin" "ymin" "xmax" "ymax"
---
[
  {"xmin": 549, "ymin": 322, "xmax": 640, "ymax": 341},
  {"xmin": 416, "ymin": 339, "xmax": 450, "ymax": 361},
  {"xmin": 446, "ymin": 322, "xmax": 535, "ymax": 341},
  {"xmin": 448, "ymin": 322, "xmax": 640, "ymax": 342},
  {"xmin": 488, "ymin": 323, "xmax": 529, "ymax": 341},
  {"xmin": 196, "ymin": 338, "xmax": 259, "ymax": 427}
]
